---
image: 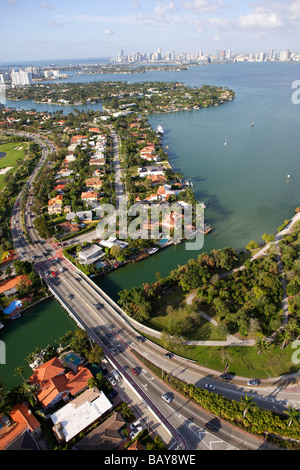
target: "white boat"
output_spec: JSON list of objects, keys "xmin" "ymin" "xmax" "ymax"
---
[
  {"xmin": 0, "ymin": 323, "xmax": 4, "ymax": 330},
  {"xmin": 251, "ymin": 121, "xmax": 254, "ymax": 127},
  {"xmin": 156, "ymin": 125, "xmax": 164, "ymax": 135},
  {"xmin": 224, "ymin": 137, "xmax": 228, "ymax": 146},
  {"xmin": 149, "ymin": 248, "xmax": 159, "ymax": 254}
]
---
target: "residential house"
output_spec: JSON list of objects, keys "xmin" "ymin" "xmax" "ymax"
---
[
  {"xmin": 99, "ymin": 237, "xmax": 129, "ymax": 250},
  {"xmin": 75, "ymin": 411, "xmax": 125, "ymax": 450},
  {"xmin": 85, "ymin": 177, "xmax": 103, "ymax": 191},
  {"xmin": 51, "ymin": 387, "xmax": 112, "ymax": 443},
  {"xmin": 48, "ymin": 194, "xmax": 63, "ymax": 214},
  {"xmin": 0, "ymin": 404, "xmax": 42, "ymax": 450},
  {"xmin": 66, "ymin": 211, "xmax": 93, "ymax": 223},
  {"xmin": 81, "ymin": 191, "xmax": 99, "ymax": 204},
  {"xmin": 29, "ymin": 356, "xmax": 94, "ymax": 410},
  {"xmin": 0, "ymin": 274, "xmax": 32, "ymax": 298},
  {"xmin": 78, "ymin": 245, "xmax": 105, "ymax": 266}
]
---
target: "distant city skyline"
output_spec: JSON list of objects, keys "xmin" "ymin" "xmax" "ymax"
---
[{"xmin": 2, "ymin": 0, "xmax": 300, "ymax": 62}]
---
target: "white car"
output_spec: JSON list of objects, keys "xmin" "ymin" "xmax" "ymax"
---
[
  {"xmin": 205, "ymin": 384, "xmax": 216, "ymax": 391},
  {"xmin": 130, "ymin": 419, "xmax": 141, "ymax": 430},
  {"xmin": 108, "ymin": 377, "xmax": 116, "ymax": 386},
  {"xmin": 161, "ymin": 393, "xmax": 172, "ymax": 403},
  {"xmin": 130, "ymin": 426, "xmax": 143, "ymax": 439}
]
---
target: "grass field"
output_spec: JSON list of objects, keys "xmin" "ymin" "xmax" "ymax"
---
[
  {"xmin": 146, "ymin": 286, "xmax": 226, "ymax": 341},
  {"xmin": 0, "ymin": 141, "xmax": 28, "ymax": 191}
]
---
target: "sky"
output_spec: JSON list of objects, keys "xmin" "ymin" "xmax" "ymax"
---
[{"xmin": 1, "ymin": 0, "xmax": 300, "ymax": 62}]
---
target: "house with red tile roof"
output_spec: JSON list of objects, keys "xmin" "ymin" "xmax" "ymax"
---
[
  {"xmin": 0, "ymin": 404, "xmax": 41, "ymax": 450},
  {"xmin": 0, "ymin": 274, "xmax": 32, "ymax": 297},
  {"xmin": 29, "ymin": 357, "xmax": 94, "ymax": 410}
]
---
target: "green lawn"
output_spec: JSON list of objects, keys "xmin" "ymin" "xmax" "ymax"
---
[
  {"xmin": 0, "ymin": 141, "xmax": 28, "ymax": 191},
  {"xmin": 144, "ymin": 332, "xmax": 297, "ymax": 379},
  {"xmin": 145, "ymin": 286, "xmax": 226, "ymax": 341}
]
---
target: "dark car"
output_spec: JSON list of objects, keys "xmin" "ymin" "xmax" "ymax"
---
[
  {"xmin": 136, "ymin": 336, "xmax": 145, "ymax": 343},
  {"xmin": 108, "ymin": 390, "xmax": 118, "ymax": 400},
  {"xmin": 205, "ymin": 422, "xmax": 218, "ymax": 432},
  {"xmin": 164, "ymin": 352, "xmax": 173, "ymax": 359}
]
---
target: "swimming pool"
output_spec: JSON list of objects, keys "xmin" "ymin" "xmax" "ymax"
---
[
  {"xmin": 4, "ymin": 300, "xmax": 22, "ymax": 315},
  {"xmin": 62, "ymin": 353, "xmax": 82, "ymax": 365},
  {"xmin": 158, "ymin": 239, "xmax": 169, "ymax": 245}
]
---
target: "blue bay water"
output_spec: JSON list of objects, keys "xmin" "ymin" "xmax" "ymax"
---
[{"xmin": 3, "ymin": 62, "xmax": 300, "ymax": 300}]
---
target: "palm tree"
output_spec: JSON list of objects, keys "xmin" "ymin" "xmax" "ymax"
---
[
  {"xmin": 284, "ymin": 406, "xmax": 300, "ymax": 427},
  {"xmin": 241, "ymin": 394, "xmax": 255, "ymax": 418},
  {"xmin": 254, "ymin": 334, "xmax": 271, "ymax": 355},
  {"xmin": 14, "ymin": 366, "xmax": 26, "ymax": 382}
]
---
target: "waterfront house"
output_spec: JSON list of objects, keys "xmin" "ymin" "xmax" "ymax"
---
[
  {"xmin": 0, "ymin": 274, "xmax": 32, "ymax": 298},
  {"xmin": 78, "ymin": 245, "xmax": 105, "ymax": 265},
  {"xmin": 99, "ymin": 237, "xmax": 129, "ymax": 250},
  {"xmin": 29, "ymin": 356, "xmax": 94, "ymax": 410}
]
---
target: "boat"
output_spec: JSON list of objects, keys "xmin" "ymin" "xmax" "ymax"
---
[
  {"xmin": 224, "ymin": 137, "xmax": 228, "ymax": 146},
  {"xmin": 251, "ymin": 121, "xmax": 254, "ymax": 127},
  {"xmin": 148, "ymin": 248, "xmax": 159, "ymax": 255},
  {"xmin": 156, "ymin": 125, "xmax": 164, "ymax": 135},
  {"xmin": 287, "ymin": 174, "xmax": 291, "ymax": 179}
]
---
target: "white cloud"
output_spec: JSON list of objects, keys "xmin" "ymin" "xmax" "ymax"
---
[
  {"xmin": 40, "ymin": 1, "xmax": 54, "ymax": 9},
  {"xmin": 104, "ymin": 29, "xmax": 114, "ymax": 35},
  {"xmin": 182, "ymin": 0, "xmax": 218, "ymax": 13},
  {"xmin": 238, "ymin": 8, "xmax": 283, "ymax": 31},
  {"xmin": 47, "ymin": 20, "xmax": 62, "ymax": 27}
]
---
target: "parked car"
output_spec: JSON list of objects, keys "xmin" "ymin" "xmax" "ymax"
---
[
  {"xmin": 108, "ymin": 390, "xmax": 118, "ymax": 400},
  {"xmin": 108, "ymin": 377, "xmax": 116, "ymax": 386},
  {"xmin": 130, "ymin": 426, "xmax": 143, "ymax": 439},
  {"xmin": 130, "ymin": 419, "xmax": 141, "ymax": 430}
]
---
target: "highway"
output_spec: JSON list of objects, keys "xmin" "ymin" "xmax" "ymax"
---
[{"xmin": 7, "ymin": 131, "xmax": 299, "ymax": 450}]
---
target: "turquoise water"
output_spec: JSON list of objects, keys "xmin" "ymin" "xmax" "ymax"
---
[
  {"xmin": 93, "ymin": 63, "xmax": 300, "ymax": 300},
  {"xmin": 0, "ymin": 299, "xmax": 77, "ymax": 388},
  {"xmin": 62, "ymin": 352, "xmax": 82, "ymax": 365},
  {"xmin": 1, "ymin": 62, "xmax": 299, "ymax": 362}
]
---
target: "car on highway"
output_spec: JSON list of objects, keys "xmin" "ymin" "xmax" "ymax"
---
[
  {"xmin": 205, "ymin": 384, "xmax": 215, "ymax": 391},
  {"xmin": 164, "ymin": 352, "xmax": 173, "ymax": 359},
  {"xmin": 136, "ymin": 336, "xmax": 145, "ymax": 343},
  {"xmin": 161, "ymin": 393, "xmax": 173, "ymax": 403},
  {"xmin": 129, "ymin": 426, "xmax": 143, "ymax": 440},
  {"xmin": 247, "ymin": 379, "xmax": 260, "ymax": 386},
  {"xmin": 130, "ymin": 368, "xmax": 139, "ymax": 376},
  {"xmin": 205, "ymin": 422, "xmax": 219, "ymax": 433}
]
